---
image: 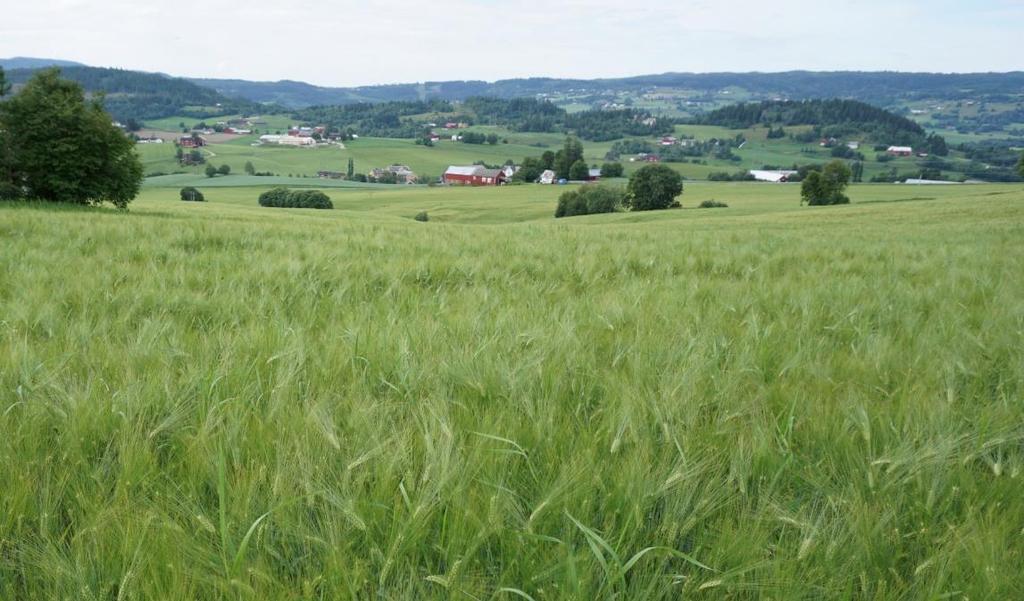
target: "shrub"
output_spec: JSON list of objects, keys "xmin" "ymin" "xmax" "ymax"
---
[
  {"xmin": 625, "ymin": 164, "xmax": 683, "ymax": 211},
  {"xmin": 600, "ymin": 162, "xmax": 624, "ymax": 178},
  {"xmin": 179, "ymin": 187, "xmax": 205, "ymax": 202},
  {"xmin": 698, "ymin": 199, "xmax": 728, "ymax": 208},
  {"xmin": 555, "ymin": 185, "xmax": 624, "ymax": 218},
  {"xmin": 258, "ymin": 188, "xmax": 333, "ymax": 209},
  {"xmin": 414, "ymin": 211, "xmax": 429, "ymax": 222}
]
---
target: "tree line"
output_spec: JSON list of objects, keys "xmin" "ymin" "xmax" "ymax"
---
[{"xmin": 293, "ymin": 97, "xmax": 671, "ymax": 142}]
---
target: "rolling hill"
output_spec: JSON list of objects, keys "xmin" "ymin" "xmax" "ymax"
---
[
  {"xmin": 0, "ymin": 57, "xmax": 85, "ymax": 70},
  {"xmin": 3, "ymin": 65, "xmax": 277, "ymax": 122},
  {"xmin": 190, "ymin": 71, "xmax": 1024, "ymax": 109}
]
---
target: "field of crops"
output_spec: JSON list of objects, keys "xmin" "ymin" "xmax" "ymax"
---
[{"xmin": 1, "ymin": 183, "xmax": 1022, "ymax": 599}]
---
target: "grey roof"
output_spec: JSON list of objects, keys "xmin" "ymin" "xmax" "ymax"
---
[{"xmin": 445, "ymin": 165, "xmax": 481, "ymax": 176}]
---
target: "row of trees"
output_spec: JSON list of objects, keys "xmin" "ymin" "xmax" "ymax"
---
[
  {"xmin": 555, "ymin": 164, "xmax": 683, "ymax": 218},
  {"xmin": 0, "ymin": 68, "xmax": 143, "ymax": 208},
  {"xmin": 257, "ymin": 188, "xmax": 333, "ymax": 209}
]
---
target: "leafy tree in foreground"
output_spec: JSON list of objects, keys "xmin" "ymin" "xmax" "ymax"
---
[
  {"xmin": 205, "ymin": 164, "xmax": 218, "ymax": 178},
  {"xmin": 0, "ymin": 66, "xmax": 10, "ymax": 97},
  {"xmin": 625, "ymin": 164, "xmax": 683, "ymax": 211},
  {"xmin": 801, "ymin": 160, "xmax": 852, "ymax": 206},
  {"xmin": 0, "ymin": 68, "xmax": 143, "ymax": 208},
  {"xmin": 218, "ymin": 164, "xmax": 231, "ymax": 176},
  {"xmin": 244, "ymin": 161, "xmax": 255, "ymax": 175}
]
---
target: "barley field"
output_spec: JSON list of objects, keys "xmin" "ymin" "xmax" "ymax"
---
[{"xmin": 1, "ymin": 184, "xmax": 1022, "ymax": 599}]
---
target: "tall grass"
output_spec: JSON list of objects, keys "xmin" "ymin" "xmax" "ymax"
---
[{"xmin": 0, "ymin": 188, "xmax": 1022, "ymax": 599}]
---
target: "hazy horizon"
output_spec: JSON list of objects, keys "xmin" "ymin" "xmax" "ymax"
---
[{"xmin": 3, "ymin": 0, "xmax": 1022, "ymax": 88}]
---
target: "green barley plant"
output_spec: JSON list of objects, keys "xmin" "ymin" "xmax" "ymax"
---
[{"xmin": 1, "ymin": 182, "xmax": 1022, "ymax": 599}]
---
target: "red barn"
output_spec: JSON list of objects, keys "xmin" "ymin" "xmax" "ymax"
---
[
  {"xmin": 178, "ymin": 135, "xmax": 206, "ymax": 148},
  {"xmin": 443, "ymin": 165, "xmax": 505, "ymax": 186}
]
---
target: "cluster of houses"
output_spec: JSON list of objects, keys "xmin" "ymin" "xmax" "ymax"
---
[
  {"xmin": 369, "ymin": 164, "xmax": 418, "ymax": 184},
  {"xmin": 659, "ymin": 135, "xmax": 695, "ymax": 147},
  {"xmin": 178, "ymin": 135, "xmax": 207, "ymax": 148},
  {"xmin": 629, "ymin": 153, "xmax": 662, "ymax": 163},
  {"xmin": 441, "ymin": 164, "xmax": 601, "ymax": 186}
]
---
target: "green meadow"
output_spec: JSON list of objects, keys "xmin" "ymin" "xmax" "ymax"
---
[
  {"xmin": 1, "ymin": 182, "xmax": 1022, "ymax": 599},
  {"xmin": 138, "ymin": 118, "xmax": 957, "ymax": 185}
]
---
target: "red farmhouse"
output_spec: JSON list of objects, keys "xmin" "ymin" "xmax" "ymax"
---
[
  {"xmin": 443, "ymin": 165, "xmax": 505, "ymax": 186},
  {"xmin": 178, "ymin": 135, "xmax": 207, "ymax": 148}
]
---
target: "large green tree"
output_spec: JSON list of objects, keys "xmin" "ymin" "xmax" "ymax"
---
[
  {"xmin": 625, "ymin": 164, "xmax": 683, "ymax": 211},
  {"xmin": 554, "ymin": 136, "xmax": 584, "ymax": 180},
  {"xmin": 1018, "ymin": 151, "xmax": 1024, "ymax": 178},
  {"xmin": 0, "ymin": 66, "xmax": 14, "ymax": 199},
  {"xmin": 569, "ymin": 159, "xmax": 590, "ymax": 181},
  {"xmin": 801, "ymin": 160, "xmax": 852, "ymax": 206},
  {"xmin": 0, "ymin": 69, "xmax": 142, "ymax": 207}
]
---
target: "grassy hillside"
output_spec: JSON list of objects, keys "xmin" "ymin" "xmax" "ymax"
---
[{"xmin": 1, "ymin": 183, "xmax": 1022, "ymax": 598}]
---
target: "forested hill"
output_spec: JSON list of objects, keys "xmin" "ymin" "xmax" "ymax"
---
[
  {"xmin": 191, "ymin": 71, "xmax": 1024, "ymax": 109},
  {"xmin": 0, "ymin": 57, "xmax": 84, "ymax": 70},
  {"xmin": 4, "ymin": 66, "xmax": 273, "ymax": 122},
  {"xmin": 292, "ymin": 97, "xmax": 671, "ymax": 141},
  {"xmin": 698, "ymin": 99, "xmax": 944, "ymax": 148}
]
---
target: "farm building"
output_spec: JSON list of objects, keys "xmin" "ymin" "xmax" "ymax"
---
[
  {"xmin": 587, "ymin": 169, "xmax": 602, "ymax": 181},
  {"xmin": 259, "ymin": 135, "xmax": 317, "ymax": 147},
  {"xmin": 443, "ymin": 166, "xmax": 505, "ymax": 186},
  {"xmin": 887, "ymin": 146, "xmax": 913, "ymax": 157},
  {"xmin": 539, "ymin": 170, "xmax": 557, "ymax": 185},
  {"xmin": 178, "ymin": 135, "xmax": 206, "ymax": 148},
  {"xmin": 501, "ymin": 165, "xmax": 520, "ymax": 179},
  {"xmin": 749, "ymin": 170, "xmax": 798, "ymax": 183},
  {"xmin": 369, "ymin": 165, "xmax": 418, "ymax": 184},
  {"xmin": 904, "ymin": 179, "xmax": 960, "ymax": 185}
]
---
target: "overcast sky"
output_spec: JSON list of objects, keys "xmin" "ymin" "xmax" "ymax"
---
[{"xmin": 2, "ymin": 0, "xmax": 1022, "ymax": 86}]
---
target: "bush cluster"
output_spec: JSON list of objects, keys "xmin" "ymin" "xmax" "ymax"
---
[
  {"xmin": 555, "ymin": 185, "xmax": 624, "ymax": 218},
  {"xmin": 258, "ymin": 188, "xmax": 333, "ymax": 209},
  {"xmin": 179, "ymin": 187, "xmax": 205, "ymax": 202},
  {"xmin": 698, "ymin": 199, "xmax": 729, "ymax": 208},
  {"xmin": 414, "ymin": 211, "xmax": 429, "ymax": 222}
]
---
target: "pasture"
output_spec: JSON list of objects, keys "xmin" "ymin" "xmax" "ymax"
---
[{"xmin": 1, "ymin": 182, "xmax": 1022, "ymax": 599}]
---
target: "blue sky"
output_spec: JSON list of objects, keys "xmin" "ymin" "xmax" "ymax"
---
[{"xmin": 1, "ymin": 0, "xmax": 1021, "ymax": 86}]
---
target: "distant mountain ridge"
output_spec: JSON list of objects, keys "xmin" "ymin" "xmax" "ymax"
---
[
  {"xmin": 6, "ymin": 57, "xmax": 1024, "ymax": 120},
  {"xmin": 0, "ymin": 57, "xmax": 85, "ymax": 70},
  {"xmin": 189, "ymin": 71, "xmax": 1024, "ymax": 109}
]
